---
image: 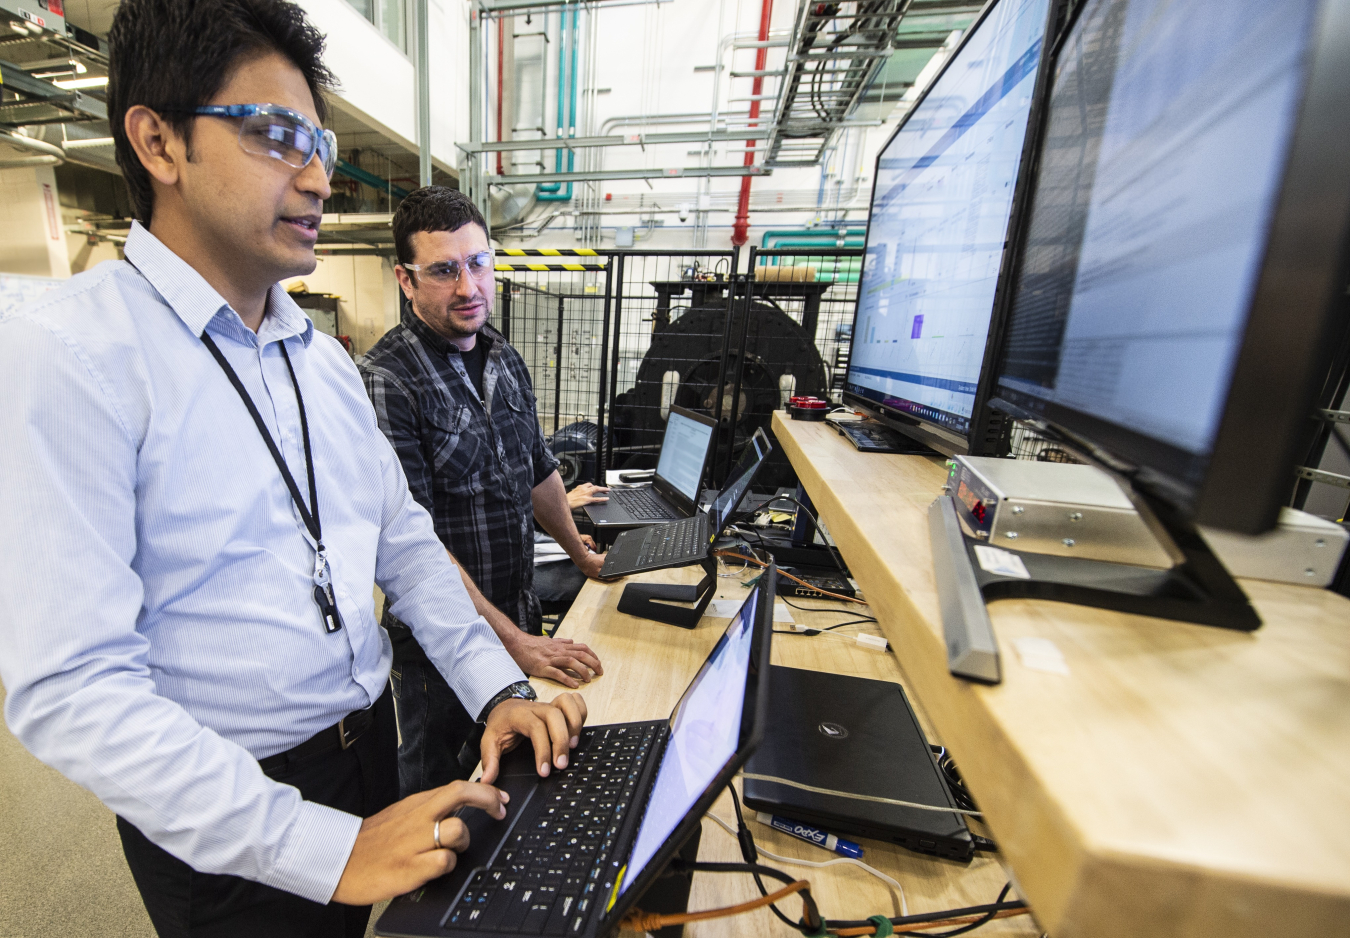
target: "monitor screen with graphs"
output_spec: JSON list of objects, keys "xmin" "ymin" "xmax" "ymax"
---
[{"xmin": 844, "ymin": 0, "xmax": 1053, "ymax": 452}]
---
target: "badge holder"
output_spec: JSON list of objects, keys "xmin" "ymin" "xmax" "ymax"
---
[{"xmin": 616, "ymin": 554, "xmax": 719, "ymax": 629}]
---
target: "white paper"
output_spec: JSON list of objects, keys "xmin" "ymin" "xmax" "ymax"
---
[
  {"xmin": 1012, "ymin": 636, "xmax": 1069, "ymax": 675},
  {"xmin": 973, "ymin": 544, "xmax": 1031, "ymax": 579}
]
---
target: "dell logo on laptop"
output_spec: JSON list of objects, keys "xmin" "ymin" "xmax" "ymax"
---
[{"xmin": 817, "ymin": 722, "xmax": 849, "ymax": 739}]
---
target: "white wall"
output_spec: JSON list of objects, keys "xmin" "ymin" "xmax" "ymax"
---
[
  {"xmin": 0, "ymin": 166, "xmax": 72, "ymax": 278},
  {"xmin": 297, "ymin": 0, "xmax": 466, "ymax": 171},
  {"xmin": 282, "ymin": 255, "xmax": 401, "ymax": 356}
]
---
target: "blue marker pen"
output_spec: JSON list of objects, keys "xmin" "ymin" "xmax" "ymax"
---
[{"xmin": 757, "ymin": 812, "xmax": 864, "ymax": 859}]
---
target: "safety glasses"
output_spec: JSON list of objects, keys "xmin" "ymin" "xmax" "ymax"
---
[
  {"xmin": 401, "ymin": 251, "xmax": 496, "ymax": 284},
  {"xmin": 186, "ymin": 104, "xmax": 338, "ymax": 179}
]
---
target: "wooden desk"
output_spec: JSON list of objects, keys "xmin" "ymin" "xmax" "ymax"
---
[
  {"xmin": 535, "ymin": 564, "xmax": 1039, "ymax": 937},
  {"xmin": 770, "ymin": 412, "xmax": 1350, "ymax": 938}
]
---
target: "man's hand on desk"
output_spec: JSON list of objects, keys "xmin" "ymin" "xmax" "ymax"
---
[
  {"xmin": 480, "ymin": 692, "xmax": 588, "ymax": 784},
  {"xmin": 573, "ymin": 544, "xmax": 607, "ymax": 580},
  {"xmin": 505, "ymin": 631, "xmax": 604, "ymax": 688},
  {"xmin": 332, "ymin": 779, "xmax": 508, "ymax": 906}
]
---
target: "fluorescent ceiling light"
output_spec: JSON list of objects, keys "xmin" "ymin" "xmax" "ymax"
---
[{"xmin": 53, "ymin": 76, "xmax": 108, "ymax": 90}]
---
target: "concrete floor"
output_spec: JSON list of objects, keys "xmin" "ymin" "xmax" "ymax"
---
[{"xmin": 0, "ymin": 679, "xmax": 385, "ymax": 937}]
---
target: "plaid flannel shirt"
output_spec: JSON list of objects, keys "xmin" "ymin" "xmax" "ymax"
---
[{"xmin": 358, "ymin": 310, "xmax": 559, "ymax": 635}]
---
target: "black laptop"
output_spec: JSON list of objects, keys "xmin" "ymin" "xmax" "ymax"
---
[
  {"xmin": 376, "ymin": 565, "xmax": 778, "ymax": 938},
  {"xmin": 585, "ymin": 406, "xmax": 715, "ymax": 530},
  {"xmin": 741, "ymin": 666, "xmax": 974, "ymax": 862},
  {"xmin": 598, "ymin": 429, "xmax": 773, "ymax": 579}
]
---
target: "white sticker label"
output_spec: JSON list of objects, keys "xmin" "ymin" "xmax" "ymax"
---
[
  {"xmin": 1012, "ymin": 636, "xmax": 1069, "ymax": 675},
  {"xmin": 973, "ymin": 545, "xmax": 1031, "ymax": 579}
]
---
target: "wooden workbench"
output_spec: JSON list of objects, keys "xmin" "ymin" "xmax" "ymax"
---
[
  {"xmin": 769, "ymin": 411, "xmax": 1350, "ymax": 938},
  {"xmin": 535, "ymin": 563, "xmax": 1040, "ymax": 937}
]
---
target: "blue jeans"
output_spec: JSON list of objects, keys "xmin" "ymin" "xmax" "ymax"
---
[{"xmin": 387, "ymin": 624, "xmax": 480, "ymax": 798}]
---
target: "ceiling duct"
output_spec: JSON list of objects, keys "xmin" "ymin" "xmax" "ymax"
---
[{"xmin": 0, "ymin": 127, "xmax": 63, "ymax": 167}]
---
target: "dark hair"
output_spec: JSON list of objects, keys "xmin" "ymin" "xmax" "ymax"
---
[
  {"xmin": 393, "ymin": 187, "xmax": 490, "ymax": 269},
  {"xmin": 108, "ymin": 0, "xmax": 335, "ymax": 224}
]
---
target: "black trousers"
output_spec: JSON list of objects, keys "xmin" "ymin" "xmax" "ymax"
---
[{"xmin": 117, "ymin": 688, "xmax": 399, "ymax": 938}]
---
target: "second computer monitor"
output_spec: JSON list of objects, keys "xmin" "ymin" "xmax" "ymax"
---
[{"xmin": 843, "ymin": 0, "xmax": 1056, "ymax": 454}]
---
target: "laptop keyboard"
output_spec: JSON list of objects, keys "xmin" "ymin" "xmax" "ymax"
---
[
  {"xmin": 444, "ymin": 724, "xmax": 661, "ymax": 935},
  {"xmin": 610, "ymin": 486, "xmax": 680, "ymax": 520},
  {"xmin": 633, "ymin": 515, "xmax": 709, "ymax": 567}
]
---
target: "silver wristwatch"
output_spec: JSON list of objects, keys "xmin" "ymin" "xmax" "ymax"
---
[{"xmin": 477, "ymin": 680, "xmax": 537, "ymax": 724}]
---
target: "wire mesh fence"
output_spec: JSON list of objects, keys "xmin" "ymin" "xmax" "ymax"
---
[{"xmin": 487, "ymin": 247, "xmax": 873, "ymax": 490}]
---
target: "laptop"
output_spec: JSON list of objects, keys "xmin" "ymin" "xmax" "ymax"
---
[
  {"xmin": 376, "ymin": 564, "xmax": 778, "ymax": 938},
  {"xmin": 598, "ymin": 429, "xmax": 773, "ymax": 579},
  {"xmin": 741, "ymin": 666, "xmax": 974, "ymax": 862},
  {"xmin": 585, "ymin": 406, "xmax": 716, "ymax": 530}
]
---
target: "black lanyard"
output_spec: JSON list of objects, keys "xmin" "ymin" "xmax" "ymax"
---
[{"xmin": 201, "ymin": 332, "xmax": 344, "ymax": 634}]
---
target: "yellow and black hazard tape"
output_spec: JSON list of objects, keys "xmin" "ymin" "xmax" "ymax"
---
[
  {"xmin": 498, "ymin": 248, "xmax": 601, "ymax": 256},
  {"xmin": 494, "ymin": 263, "xmax": 607, "ymax": 271}
]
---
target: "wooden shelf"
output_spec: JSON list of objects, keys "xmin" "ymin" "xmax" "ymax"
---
[{"xmin": 771, "ymin": 412, "xmax": 1350, "ymax": 938}]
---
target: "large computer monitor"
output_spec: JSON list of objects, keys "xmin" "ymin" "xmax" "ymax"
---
[
  {"xmin": 843, "ymin": 0, "xmax": 1059, "ymax": 455},
  {"xmin": 990, "ymin": 0, "xmax": 1350, "ymax": 536}
]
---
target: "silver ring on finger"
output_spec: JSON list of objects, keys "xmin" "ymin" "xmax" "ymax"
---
[{"xmin": 434, "ymin": 819, "xmax": 443, "ymax": 850}]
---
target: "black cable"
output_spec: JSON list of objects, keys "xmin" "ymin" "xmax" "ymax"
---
[
  {"xmin": 761, "ymin": 494, "xmax": 851, "ymax": 583},
  {"xmin": 778, "ymin": 594, "xmax": 874, "ymax": 619},
  {"xmin": 727, "ymin": 787, "xmax": 805, "ymax": 930},
  {"xmin": 728, "ymin": 786, "xmax": 1019, "ymax": 936},
  {"xmin": 901, "ymin": 884, "xmax": 1014, "ymax": 938},
  {"xmin": 827, "ymin": 891, "xmax": 1025, "ymax": 930}
]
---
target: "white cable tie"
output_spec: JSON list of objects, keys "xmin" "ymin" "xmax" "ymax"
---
[{"xmin": 740, "ymin": 771, "xmax": 983, "ymax": 817}]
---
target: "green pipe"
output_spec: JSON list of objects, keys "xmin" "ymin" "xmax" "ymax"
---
[
  {"xmin": 538, "ymin": 4, "xmax": 576, "ymax": 201},
  {"xmin": 759, "ymin": 226, "xmax": 865, "ymax": 248},
  {"xmin": 335, "ymin": 159, "xmax": 410, "ymax": 199}
]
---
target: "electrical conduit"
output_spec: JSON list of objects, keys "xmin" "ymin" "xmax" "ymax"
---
[{"xmin": 731, "ymin": 0, "xmax": 774, "ymax": 246}]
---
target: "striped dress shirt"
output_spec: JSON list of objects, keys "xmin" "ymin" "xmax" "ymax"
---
[{"xmin": 0, "ymin": 222, "xmax": 524, "ymax": 904}]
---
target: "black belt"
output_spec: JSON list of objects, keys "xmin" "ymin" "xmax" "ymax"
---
[{"xmin": 258, "ymin": 704, "xmax": 376, "ymax": 776}]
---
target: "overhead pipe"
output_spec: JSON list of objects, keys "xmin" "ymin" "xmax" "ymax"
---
[
  {"xmin": 538, "ymin": 2, "xmax": 580, "ymax": 201},
  {"xmin": 0, "ymin": 129, "xmax": 64, "ymax": 167},
  {"xmin": 731, "ymin": 0, "xmax": 775, "ymax": 246}
]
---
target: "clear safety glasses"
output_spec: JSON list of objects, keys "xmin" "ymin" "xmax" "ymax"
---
[
  {"xmin": 402, "ymin": 251, "xmax": 496, "ymax": 284},
  {"xmin": 188, "ymin": 104, "xmax": 338, "ymax": 179}
]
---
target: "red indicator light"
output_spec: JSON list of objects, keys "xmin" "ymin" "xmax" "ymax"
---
[{"xmin": 971, "ymin": 501, "xmax": 987, "ymax": 524}]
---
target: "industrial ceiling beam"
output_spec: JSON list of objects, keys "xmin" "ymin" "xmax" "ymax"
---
[
  {"xmin": 461, "ymin": 129, "xmax": 771, "ymax": 153},
  {"xmin": 489, "ymin": 165, "xmax": 770, "ymax": 185}
]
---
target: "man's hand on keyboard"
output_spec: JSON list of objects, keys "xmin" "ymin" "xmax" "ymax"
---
[
  {"xmin": 506, "ymin": 632, "xmax": 604, "ymax": 688},
  {"xmin": 480, "ymin": 692, "xmax": 589, "ymax": 785},
  {"xmin": 332, "ymin": 780, "xmax": 509, "ymax": 905}
]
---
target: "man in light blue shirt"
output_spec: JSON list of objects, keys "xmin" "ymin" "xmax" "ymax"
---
[{"xmin": 0, "ymin": 0, "xmax": 587, "ymax": 934}]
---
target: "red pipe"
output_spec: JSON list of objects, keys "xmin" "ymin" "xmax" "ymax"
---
[
  {"xmin": 731, "ymin": 0, "xmax": 774, "ymax": 246},
  {"xmin": 496, "ymin": 16, "xmax": 505, "ymax": 176}
]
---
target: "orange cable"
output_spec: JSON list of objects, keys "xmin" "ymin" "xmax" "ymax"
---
[
  {"xmin": 714, "ymin": 551, "xmax": 869, "ymax": 605},
  {"xmin": 619, "ymin": 879, "xmax": 813, "ymax": 933}
]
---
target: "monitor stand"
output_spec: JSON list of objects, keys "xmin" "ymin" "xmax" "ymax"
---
[
  {"xmin": 929, "ymin": 493, "xmax": 1261, "ymax": 684},
  {"xmin": 616, "ymin": 554, "xmax": 719, "ymax": 628}
]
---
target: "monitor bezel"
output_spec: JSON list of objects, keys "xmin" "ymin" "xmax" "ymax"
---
[
  {"xmin": 841, "ymin": 0, "xmax": 1064, "ymax": 457},
  {"xmin": 602, "ymin": 564, "xmax": 777, "ymax": 925},
  {"xmin": 652, "ymin": 404, "xmax": 718, "ymax": 514},
  {"xmin": 989, "ymin": 0, "xmax": 1350, "ymax": 534}
]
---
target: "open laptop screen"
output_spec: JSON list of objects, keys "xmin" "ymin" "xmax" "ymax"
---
[
  {"xmin": 654, "ymin": 410, "xmax": 715, "ymax": 502},
  {"xmin": 709, "ymin": 430, "xmax": 772, "ymax": 532},
  {"xmin": 617, "ymin": 586, "xmax": 761, "ymax": 894}
]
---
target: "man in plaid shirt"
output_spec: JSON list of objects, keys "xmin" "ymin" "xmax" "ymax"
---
[{"xmin": 359, "ymin": 187, "xmax": 606, "ymax": 796}]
